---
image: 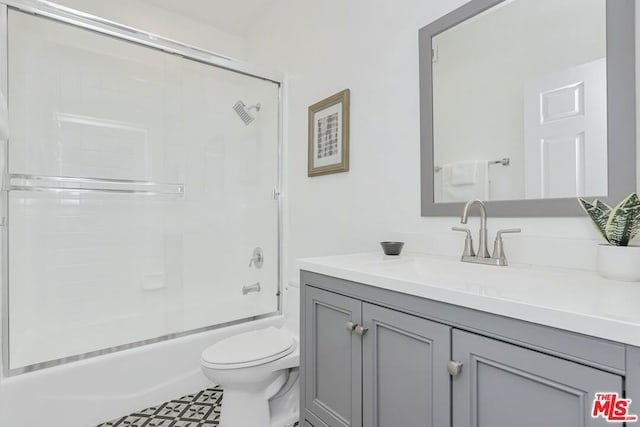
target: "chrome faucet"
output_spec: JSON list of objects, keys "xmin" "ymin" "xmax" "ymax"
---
[
  {"xmin": 460, "ymin": 199, "xmax": 490, "ymax": 258},
  {"xmin": 453, "ymin": 199, "xmax": 521, "ymax": 266}
]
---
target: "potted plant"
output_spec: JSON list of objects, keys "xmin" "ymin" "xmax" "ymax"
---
[{"xmin": 579, "ymin": 193, "xmax": 640, "ymax": 281}]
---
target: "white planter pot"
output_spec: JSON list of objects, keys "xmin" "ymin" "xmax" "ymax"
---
[{"xmin": 597, "ymin": 244, "xmax": 640, "ymax": 282}]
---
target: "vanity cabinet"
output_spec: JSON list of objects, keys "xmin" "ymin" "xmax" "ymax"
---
[
  {"xmin": 304, "ymin": 286, "xmax": 450, "ymax": 427},
  {"xmin": 301, "ymin": 271, "xmax": 628, "ymax": 427},
  {"xmin": 304, "ymin": 287, "xmax": 362, "ymax": 427},
  {"xmin": 452, "ymin": 330, "xmax": 622, "ymax": 427}
]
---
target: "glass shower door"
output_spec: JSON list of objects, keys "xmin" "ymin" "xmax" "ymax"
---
[{"xmin": 6, "ymin": 9, "xmax": 280, "ymax": 371}]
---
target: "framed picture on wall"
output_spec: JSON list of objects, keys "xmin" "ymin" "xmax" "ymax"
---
[{"xmin": 308, "ymin": 89, "xmax": 350, "ymax": 177}]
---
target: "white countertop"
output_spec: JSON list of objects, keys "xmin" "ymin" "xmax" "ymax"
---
[{"xmin": 297, "ymin": 252, "xmax": 640, "ymax": 347}]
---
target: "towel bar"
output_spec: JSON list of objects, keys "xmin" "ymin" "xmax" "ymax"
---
[{"xmin": 434, "ymin": 158, "xmax": 510, "ymax": 173}]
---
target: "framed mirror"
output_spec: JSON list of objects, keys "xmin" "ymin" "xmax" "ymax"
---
[{"xmin": 419, "ymin": 0, "xmax": 636, "ymax": 216}]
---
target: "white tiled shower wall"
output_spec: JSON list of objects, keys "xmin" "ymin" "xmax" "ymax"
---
[{"xmin": 6, "ymin": 10, "xmax": 280, "ymax": 369}]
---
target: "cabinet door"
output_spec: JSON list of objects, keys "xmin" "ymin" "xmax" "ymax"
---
[
  {"xmin": 452, "ymin": 330, "xmax": 623, "ymax": 427},
  {"xmin": 362, "ymin": 303, "xmax": 451, "ymax": 427},
  {"xmin": 305, "ymin": 287, "xmax": 362, "ymax": 427}
]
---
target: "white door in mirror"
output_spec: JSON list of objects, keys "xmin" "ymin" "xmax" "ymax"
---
[{"xmin": 524, "ymin": 57, "xmax": 607, "ymax": 199}]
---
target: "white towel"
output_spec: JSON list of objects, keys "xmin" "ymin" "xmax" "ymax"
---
[
  {"xmin": 450, "ymin": 160, "xmax": 477, "ymax": 185},
  {"xmin": 441, "ymin": 160, "xmax": 489, "ymax": 202}
]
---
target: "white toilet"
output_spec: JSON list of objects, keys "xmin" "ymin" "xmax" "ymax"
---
[{"xmin": 201, "ymin": 326, "xmax": 300, "ymax": 427}]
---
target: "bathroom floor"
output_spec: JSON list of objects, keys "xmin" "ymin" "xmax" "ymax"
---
[{"xmin": 96, "ymin": 386, "xmax": 299, "ymax": 427}]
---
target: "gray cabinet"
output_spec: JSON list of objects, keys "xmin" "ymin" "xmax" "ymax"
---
[
  {"xmin": 452, "ymin": 330, "xmax": 622, "ymax": 427},
  {"xmin": 301, "ymin": 272, "xmax": 631, "ymax": 427},
  {"xmin": 303, "ymin": 286, "xmax": 451, "ymax": 427},
  {"xmin": 304, "ymin": 287, "xmax": 362, "ymax": 427},
  {"xmin": 362, "ymin": 303, "xmax": 451, "ymax": 427}
]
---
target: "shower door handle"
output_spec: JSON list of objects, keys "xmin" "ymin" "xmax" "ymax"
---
[{"xmin": 272, "ymin": 187, "xmax": 281, "ymax": 200}]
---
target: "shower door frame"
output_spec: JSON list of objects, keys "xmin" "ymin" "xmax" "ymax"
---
[{"xmin": 0, "ymin": 0, "xmax": 285, "ymax": 377}]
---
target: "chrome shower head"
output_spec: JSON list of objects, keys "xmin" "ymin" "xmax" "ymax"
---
[{"xmin": 233, "ymin": 101, "xmax": 261, "ymax": 125}]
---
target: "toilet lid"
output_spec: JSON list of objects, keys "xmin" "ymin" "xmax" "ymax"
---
[{"xmin": 201, "ymin": 327, "xmax": 295, "ymax": 368}]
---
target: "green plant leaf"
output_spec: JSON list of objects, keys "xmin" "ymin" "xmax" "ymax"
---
[
  {"xmin": 605, "ymin": 193, "xmax": 640, "ymax": 246},
  {"xmin": 578, "ymin": 197, "xmax": 611, "ymax": 243}
]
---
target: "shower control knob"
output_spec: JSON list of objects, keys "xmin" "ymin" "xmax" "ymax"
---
[
  {"xmin": 355, "ymin": 325, "xmax": 369, "ymax": 337},
  {"xmin": 447, "ymin": 360, "xmax": 463, "ymax": 377},
  {"xmin": 248, "ymin": 247, "xmax": 264, "ymax": 269},
  {"xmin": 345, "ymin": 321, "xmax": 356, "ymax": 332}
]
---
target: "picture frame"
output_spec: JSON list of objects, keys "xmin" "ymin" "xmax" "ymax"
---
[{"xmin": 308, "ymin": 89, "xmax": 350, "ymax": 177}]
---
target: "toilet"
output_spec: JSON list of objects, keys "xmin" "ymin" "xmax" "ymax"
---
[{"xmin": 201, "ymin": 326, "xmax": 300, "ymax": 427}]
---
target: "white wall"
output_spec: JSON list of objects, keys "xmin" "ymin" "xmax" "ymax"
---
[
  {"xmin": 52, "ymin": 0, "xmax": 247, "ymax": 59},
  {"xmin": 245, "ymin": 0, "xmax": 638, "ymax": 284}
]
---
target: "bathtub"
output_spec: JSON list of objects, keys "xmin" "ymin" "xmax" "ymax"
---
[{"xmin": 0, "ymin": 312, "xmax": 294, "ymax": 426}]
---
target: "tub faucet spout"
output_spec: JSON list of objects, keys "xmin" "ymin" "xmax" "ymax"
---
[{"xmin": 242, "ymin": 282, "xmax": 261, "ymax": 295}]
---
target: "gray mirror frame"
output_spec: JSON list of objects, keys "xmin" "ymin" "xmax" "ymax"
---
[{"xmin": 419, "ymin": 0, "xmax": 636, "ymax": 217}]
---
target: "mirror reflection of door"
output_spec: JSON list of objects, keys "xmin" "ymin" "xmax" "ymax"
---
[
  {"xmin": 523, "ymin": 58, "xmax": 607, "ymax": 199},
  {"xmin": 431, "ymin": 0, "xmax": 607, "ymax": 203}
]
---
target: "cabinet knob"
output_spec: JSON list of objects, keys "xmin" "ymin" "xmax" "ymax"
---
[
  {"xmin": 355, "ymin": 325, "xmax": 369, "ymax": 337},
  {"xmin": 345, "ymin": 321, "xmax": 356, "ymax": 332},
  {"xmin": 447, "ymin": 360, "xmax": 463, "ymax": 376}
]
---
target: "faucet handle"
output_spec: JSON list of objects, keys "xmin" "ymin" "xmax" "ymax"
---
[
  {"xmin": 496, "ymin": 228, "xmax": 521, "ymax": 237},
  {"xmin": 452, "ymin": 226, "xmax": 472, "ymax": 234},
  {"xmin": 249, "ymin": 247, "xmax": 264, "ymax": 269},
  {"xmin": 452, "ymin": 227, "xmax": 476, "ymax": 257},
  {"xmin": 491, "ymin": 228, "xmax": 521, "ymax": 264}
]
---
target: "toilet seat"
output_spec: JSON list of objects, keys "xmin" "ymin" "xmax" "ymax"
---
[{"xmin": 201, "ymin": 326, "xmax": 296, "ymax": 370}]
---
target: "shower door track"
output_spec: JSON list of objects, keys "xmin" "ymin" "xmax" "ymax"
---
[
  {"xmin": 2, "ymin": 0, "xmax": 283, "ymax": 84},
  {"xmin": 0, "ymin": 0, "xmax": 285, "ymax": 376}
]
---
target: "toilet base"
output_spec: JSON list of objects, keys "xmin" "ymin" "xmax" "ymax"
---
[
  {"xmin": 270, "ymin": 413, "xmax": 299, "ymax": 427},
  {"xmin": 269, "ymin": 368, "xmax": 300, "ymax": 427},
  {"xmin": 219, "ymin": 372, "xmax": 287, "ymax": 427}
]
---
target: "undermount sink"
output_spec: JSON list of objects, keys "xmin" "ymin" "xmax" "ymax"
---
[{"xmin": 351, "ymin": 253, "xmax": 560, "ymax": 300}]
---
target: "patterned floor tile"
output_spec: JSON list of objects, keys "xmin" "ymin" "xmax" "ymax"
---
[
  {"xmin": 97, "ymin": 417, "xmax": 125, "ymax": 427},
  {"xmin": 156, "ymin": 401, "xmax": 189, "ymax": 418},
  {"xmin": 143, "ymin": 418, "xmax": 175, "ymax": 427},
  {"xmin": 97, "ymin": 386, "xmax": 297, "ymax": 427},
  {"xmin": 136, "ymin": 406, "xmax": 161, "ymax": 416},
  {"xmin": 112, "ymin": 414, "xmax": 149, "ymax": 426}
]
